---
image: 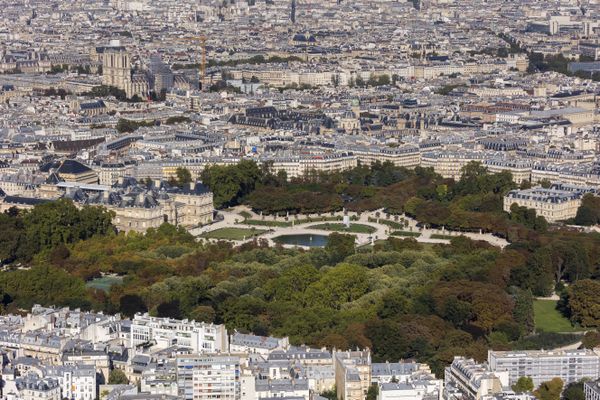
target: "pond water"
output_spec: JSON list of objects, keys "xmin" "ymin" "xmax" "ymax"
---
[{"xmin": 273, "ymin": 234, "xmax": 329, "ymax": 247}]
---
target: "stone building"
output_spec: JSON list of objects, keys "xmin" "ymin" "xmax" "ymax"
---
[
  {"xmin": 503, "ymin": 183, "xmax": 597, "ymax": 222},
  {"xmin": 0, "ymin": 178, "xmax": 214, "ymax": 233},
  {"xmin": 100, "ymin": 40, "xmax": 149, "ymax": 99}
]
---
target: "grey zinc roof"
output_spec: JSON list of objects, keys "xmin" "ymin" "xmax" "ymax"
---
[
  {"xmin": 372, "ymin": 362, "xmax": 420, "ymax": 377},
  {"xmin": 231, "ymin": 332, "xmax": 281, "ymax": 349}
]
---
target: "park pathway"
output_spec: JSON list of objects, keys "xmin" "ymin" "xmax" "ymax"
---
[{"xmin": 189, "ymin": 206, "xmax": 510, "ymax": 249}]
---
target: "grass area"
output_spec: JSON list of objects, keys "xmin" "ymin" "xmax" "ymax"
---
[
  {"xmin": 533, "ymin": 299, "xmax": 583, "ymax": 333},
  {"xmin": 391, "ymin": 231, "xmax": 421, "ymax": 237},
  {"xmin": 368, "ymin": 218, "xmax": 407, "ymax": 229},
  {"xmin": 244, "ymin": 216, "xmax": 343, "ymax": 227},
  {"xmin": 86, "ymin": 276, "xmax": 123, "ymax": 292},
  {"xmin": 201, "ymin": 227, "xmax": 267, "ymax": 241},
  {"xmin": 430, "ymin": 234, "xmax": 455, "ymax": 240},
  {"xmin": 309, "ymin": 223, "xmax": 377, "ymax": 234}
]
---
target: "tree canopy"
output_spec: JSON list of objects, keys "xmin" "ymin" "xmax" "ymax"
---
[{"xmin": 0, "ymin": 159, "xmax": 599, "ymax": 378}]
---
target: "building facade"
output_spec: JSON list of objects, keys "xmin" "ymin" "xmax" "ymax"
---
[
  {"xmin": 130, "ymin": 314, "xmax": 229, "ymax": 354},
  {"xmin": 488, "ymin": 350, "xmax": 600, "ymax": 388}
]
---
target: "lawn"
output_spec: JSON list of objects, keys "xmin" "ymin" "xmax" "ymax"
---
[
  {"xmin": 238, "ymin": 210, "xmax": 252, "ymax": 219},
  {"xmin": 391, "ymin": 231, "xmax": 421, "ymax": 237},
  {"xmin": 368, "ymin": 218, "xmax": 406, "ymax": 229},
  {"xmin": 86, "ymin": 275, "xmax": 123, "ymax": 292},
  {"xmin": 309, "ymin": 223, "xmax": 377, "ymax": 234},
  {"xmin": 533, "ymin": 299, "xmax": 583, "ymax": 333},
  {"xmin": 201, "ymin": 227, "xmax": 267, "ymax": 240}
]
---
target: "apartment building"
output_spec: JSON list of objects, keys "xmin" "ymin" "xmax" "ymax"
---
[
  {"xmin": 255, "ymin": 379, "xmax": 310, "ymax": 400},
  {"xmin": 371, "ymin": 362, "xmax": 434, "ymax": 384},
  {"xmin": 378, "ymin": 382, "xmax": 431, "ymax": 400},
  {"xmin": 229, "ymin": 332, "xmax": 290, "ymax": 356},
  {"xmin": 484, "ymin": 160, "xmax": 532, "ymax": 184},
  {"xmin": 444, "ymin": 357, "xmax": 507, "ymax": 400},
  {"xmin": 10, "ymin": 375, "xmax": 62, "ymax": 400},
  {"xmin": 334, "ymin": 350, "xmax": 372, "ymax": 400},
  {"xmin": 44, "ymin": 365, "xmax": 97, "ymax": 400},
  {"xmin": 421, "ymin": 151, "xmax": 486, "ymax": 180},
  {"xmin": 176, "ymin": 355, "xmax": 241, "ymax": 400},
  {"xmin": 267, "ymin": 346, "xmax": 333, "ymax": 367},
  {"xmin": 62, "ymin": 349, "xmax": 110, "ymax": 385},
  {"xmin": 488, "ymin": 349, "xmax": 600, "ymax": 387},
  {"xmin": 584, "ymin": 380, "xmax": 600, "ymax": 400},
  {"xmin": 267, "ymin": 152, "xmax": 357, "ymax": 179},
  {"xmin": 95, "ymin": 162, "xmax": 136, "ymax": 185},
  {"xmin": 130, "ymin": 314, "xmax": 228, "ymax": 354},
  {"xmin": 349, "ymin": 146, "xmax": 421, "ymax": 168}
]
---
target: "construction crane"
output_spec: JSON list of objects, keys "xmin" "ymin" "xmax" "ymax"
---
[{"xmin": 175, "ymin": 35, "xmax": 208, "ymax": 91}]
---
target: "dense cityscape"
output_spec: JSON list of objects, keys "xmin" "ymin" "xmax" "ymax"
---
[{"xmin": 2, "ymin": 0, "xmax": 600, "ymax": 400}]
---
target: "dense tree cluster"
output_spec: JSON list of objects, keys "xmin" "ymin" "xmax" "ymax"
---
[
  {"xmin": 512, "ymin": 376, "xmax": 534, "ymax": 393},
  {"xmin": 574, "ymin": 194, "xmax": 600, "ymax": 226},
  {"xmin": 116, "ymin": 118, "xmax": 156, "ymax": 133},
  {"xmin": 0, "ymin": 217, "xmax": 584, "ymax": 377},
  {"xmin": 1, "ymin": 161, "xmax": 600, "ymax": 378},
  {"xmin": 165, "ymin": 116, "xmax": 192, "ymax": 125},
  {"xmin": 200, "ymin": 160, "xmax": 264, "ymax": 208},
  {"xmin": 83, "ymin": 85, "xmax": 128, "ymax": 101},
  {"xmin": 560, "ymin": 280, "xmax": 600, "ymax": 327},
  {"xmin": 534, "ymin": 378, "xmax": 563, "ymax": 400},
  {"xmin": 0, "ymin": 200, "xmax": 115, "ymax": 264}
]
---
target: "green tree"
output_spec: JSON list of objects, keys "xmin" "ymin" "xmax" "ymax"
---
[
  {"xmin": 21, "ymin": 200, "xmax": 114, "ymax": 258},
  {"xmin": 156, "ymin": 299, "xmax": 183, "ymax": 319},
  {"xmin": 165, "ymin": 116, "xmax": 191, "ymax": 125},
  {"xmin": 510, "ymin": 287, "xmax": 534, "ymax": 334},
  {"xmin": 534, "ymin": 378, "xmax": 563, "ymax": 400},
  {"xmin": 439, "ymin": 297, "xmax": 473, "ymax": 328},
  {"xmin": 108, "ymin": 368, "xmax": 129, "ymax": 384},
  {"xmin": 563, "ymin": 381, "xmax": 585, "ymax": 400},
  {"xmin": 176, "ymin": 167, "xmax": 193, "ymax": 188},
  {"xmin": 377, "ymin": 289, "xmax": 410, "ymax": 319},
  {"xmin": 306, "ymin": 263, "xmax": 369, "ymax": 309},
  {"xmin": 574, "ymin": 194, "xmax": 600, "ymax": 226},
  {"xmin": 366, "ymin": 384, "xmax": 379, "ymax": 400},
  {"xmin": 189, "ymin": 305, "xmax": 216, "ymax": 323},
  {"xmin": 116, "ymin": 118, "xmax": 154, "ymax": 133},
  {"xmin": 119, "ymin": 294, "xmax": 147, "ymax": 318},
  {"xmin": 520, "ymin": 180, "xmax": 532, "ymax": 190},
  {"xmin": 200, "ymin": 160, "xmax": 262, "ymax": 208},
  {"xmin": 512, "ymin": 376, "xmax": 534, "ymax": 393},
  {"xmin": 582, "ymin": 331, "xmax": 600, "ymax": 349},
  {"xmin": 325, "ymin": 233, "xmax": 355, "ymax": 264},
  {"xmin": 565, "ymin": 280, "xmax": 600, "ymax": 327},
  {"xmin": 0, "ymin": 266, "xmax": 88, "ymax": 309},
  {"xmin": 264, "ymin": 264, "xmax": 319, "ymax": 304},
  {"xmin": 377, "ymin": 74, "xmax": 391, "ymax": 86},
  {"xmin": 0, "ymin": 212, "xmax": 25, "ymax": 264}
]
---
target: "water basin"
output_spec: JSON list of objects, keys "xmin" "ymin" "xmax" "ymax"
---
[{"xmin": 273, "ymin": 234, "xmax": 328, "ymax": 247}]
